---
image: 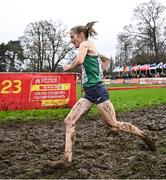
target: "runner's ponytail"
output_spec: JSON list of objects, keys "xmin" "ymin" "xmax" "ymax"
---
[
  {"xmin": 85, "ymin": 21, "xmax": 98, "ymax": 38},
  {"xmin": 71, "ymin": 21, "xmax": 98, "ymax": 39}
]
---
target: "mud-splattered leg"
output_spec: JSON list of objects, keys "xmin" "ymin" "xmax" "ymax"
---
[
  {"xmin": 64, "ymin": 98, "xmax": 93, "ymax": 162},
  {"xmin": 97, "ymin": 100, "xmax": 145, "ymax": 138},
  {"xmin": 97, "ymin": 100, "xmax": 155, "ymax": 151},
  {"xmin": 42, "ymin": 98, "xmax": 93, "ymax": 171}
]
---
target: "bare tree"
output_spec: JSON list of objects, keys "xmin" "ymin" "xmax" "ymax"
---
[
  {"xmin": 132, "ymin": 0, "xmax": 166, "ymax": 63},
  {"xmin": 116, "ymin": 31, "xmax": 133, "ymax": 66},
  {"xmin": 21, "ymin": 20, "xmax": 74, "ymax": 72},
  {"xmin": 115, "ymin": 0, "xmax": 166, "ymax": 66}
]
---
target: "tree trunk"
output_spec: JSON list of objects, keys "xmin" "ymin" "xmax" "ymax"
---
[{"xmin": 9, "ymin": 53, "xmax": 16, "ymax": 72}]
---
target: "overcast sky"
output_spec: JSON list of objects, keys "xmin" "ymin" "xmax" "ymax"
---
[{"xmin": 0, "ymin": 0, "xmax": 166, "ymax": 58}]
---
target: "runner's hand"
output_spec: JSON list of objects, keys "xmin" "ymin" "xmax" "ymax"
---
[{"xmin": 63, "ymin": 65, "xmax": 70, "ymax": 71}]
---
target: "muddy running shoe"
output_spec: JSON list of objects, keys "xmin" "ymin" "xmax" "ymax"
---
[
  {"xmin": 143, "ymin": 134, "xmax": 156, "ymax": 152},
  {"xmin": 43, "ymin": 156, "xmax": 72, "ymax": 172}
]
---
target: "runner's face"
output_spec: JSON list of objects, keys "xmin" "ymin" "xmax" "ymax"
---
[{"xmin": 70, "ymin": 31, "xmax": 83, "ymax": 48}]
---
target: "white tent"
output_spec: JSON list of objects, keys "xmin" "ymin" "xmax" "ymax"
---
[{"xmin": 113, "ymin": 67, "xmax": 120, "ymax": 72}]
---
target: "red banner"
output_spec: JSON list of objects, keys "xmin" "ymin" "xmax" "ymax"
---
[
  {"xmin": 0, "ymin": 73, "xmax": 77, "ymax": 111},
  {"xmin": 110, "ymin": 79, "xmax": 124, "ymax": 84},
  {"xmin": 110, "ymin": 78, "xmax": 166, "ymax": 84},
  {"xmin": 124, "ymin": 78, "xmax": 140, "ymax": 84},
  {"xmin": 140, "ymin": 78, "xmax": 166, "ymax": 84}
]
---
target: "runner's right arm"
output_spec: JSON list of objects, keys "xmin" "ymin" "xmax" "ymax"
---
[{"xmin": 63, "ymin": 42, "xmax": 89, "ymax": 71}]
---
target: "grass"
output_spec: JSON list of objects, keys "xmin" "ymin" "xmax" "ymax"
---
[
  {"xmin": 111, "ymin": 88, "xmax": 166, "ymax": 111},
  {"xmin": 0, "ymin": 84, "xmax": 166, "ymax": 123},
  {"xmin": 158, "ymin": 146, "xmax": 166, "ymax": 154}
]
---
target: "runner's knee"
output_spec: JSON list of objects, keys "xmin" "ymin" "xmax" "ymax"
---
[
  {"xmin": 110, "ymin": 121, "xmax": 128, "ymax": 131},
  {"xmin": 64, "ymin": 116, "xmax": 74, "ymax": 127},
  {"xmin": 107, "ymin": 121, "xmax": 119, "ymax": 131}
]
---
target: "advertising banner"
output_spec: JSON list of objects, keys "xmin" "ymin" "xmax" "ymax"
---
[
  {"xmin": 110, "ymin": 79, "xmax": 124, "ymax": 84},
  {"xmin": 124, "ymin": 78, "xmax": 140, "ymax": 84},
  {"xmin": 0, "ymin": 73, "xmax": 77, "ymax": 111},
  {"xmin": 140, "ymin": 78, "xmax": 166, "ymax": 84}
]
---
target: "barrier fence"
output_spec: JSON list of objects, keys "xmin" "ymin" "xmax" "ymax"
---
[
  {"xmin": 109, "ymin": 77, "xmax": 166, "ymax": 85},
  {"xmin": 0, "ymin": 73, "xmax": 77, "ymax": 111},
  {"xmin": 1, "ymin": 74, "xmax": 166, "ymax": 111}
]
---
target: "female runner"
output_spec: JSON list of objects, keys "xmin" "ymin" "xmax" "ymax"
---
[{"xmin": 45, "ymin": 22, "xmax": 155, "ymax": 169}]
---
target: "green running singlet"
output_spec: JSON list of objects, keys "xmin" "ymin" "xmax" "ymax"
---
[{"xmin": 82, "ymin": 55, "xmax": 103, "ymax": 87}]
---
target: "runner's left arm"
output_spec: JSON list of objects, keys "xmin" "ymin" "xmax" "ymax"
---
[{"xmin": 98, "ymin": 54, "xmax": 110, "ymax": 71}]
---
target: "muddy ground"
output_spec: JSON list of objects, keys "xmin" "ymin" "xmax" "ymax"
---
[{"xmin": 0, "ymin": 105, "xmax": 166, "ymax": 179}]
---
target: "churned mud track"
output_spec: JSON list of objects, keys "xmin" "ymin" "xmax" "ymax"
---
[{"xmin": 0, "ymin": 105, "xmax": 166, "ymax": 179}]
